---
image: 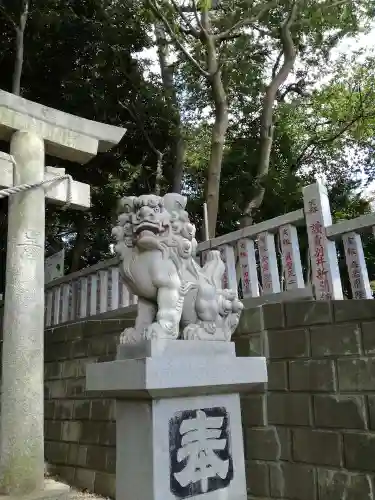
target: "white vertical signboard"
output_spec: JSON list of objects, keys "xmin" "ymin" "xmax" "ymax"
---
[
  {"xmin": 45, "ymin": 249, "xmax": 65, "ymax": 284},
  {"xmin": 219, "ymin": 245, "xmax": 237, "ymax": 293},
  {"xmin": 237, "ymin": 238, "xmax": 259, "ymax": 297},
  {"xmin": 342, "ymin": 232, "xmax": 372, "ymax": 299},
  {"xmin": 257, "ymin": 231, "xmax": 280, "ymax": 294},
  {"xmin": 303, "ymin": 182, "xmax": 343, "ymax": 300},
  {"xmin": 279, "ymin": 224, "xmax": 304, "ymax": 290}
]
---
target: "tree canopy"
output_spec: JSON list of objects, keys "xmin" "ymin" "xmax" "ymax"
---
[{"xmin": 1, "ymin": 0, "xmax": 375, "ymax": 291}]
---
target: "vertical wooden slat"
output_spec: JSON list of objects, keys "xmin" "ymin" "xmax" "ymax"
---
[
  {"xmin": 257, "ymin": 231, "xmax": 281, "ymax": 295},
  {"xmin": 237, "ymin": 238, "xmax": 259, "ymax": 297},
  {"xmin": 89, "ymin": 274, "xmax": 98, "ymax": 316},
  {"xmin": 79, "ymin": 277, "xmax": 88, "ymax": 319},
  {"xmin": 61, "ymin": 283, "xmax": 70, "ymax": 323},
  {"xmin": 279, "ymin": 224, "xmax": 304, "ymax": 290},
  {"xmin": 45, "ymin": 289, "xmax": 53, "ymax": 327},
  {"xmin": 110, "ymin": 267, "xmax": 120, "ymax": 310},
  {"xmin": 343, "ymin": 232, "xmax": 372, "ymax": 299},
  {"xmin": 53, "ymin": 286, "xmax": 61, "ymax": 325},
  {"xmin": 99, "ymin": 270, "xmax": 108, "ymax": 314},
  {"xmin": 219, "ymin": 244, "xmax": 237, "ymax": 292}
]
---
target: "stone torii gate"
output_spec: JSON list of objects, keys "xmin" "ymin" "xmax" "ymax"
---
[{"xmin": 0, "ymin": 89, "xmax": 125, "ymax": 497}]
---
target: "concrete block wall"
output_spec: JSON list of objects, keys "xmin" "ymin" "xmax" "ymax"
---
[
  {"xmin": 236, "ymin": 300, "xmax": 375, "ymax": 500},
  {"xmin": 2, "ymin": 299, "xmax": 375, "ymax": 498},
  {"xmin": 43, "ymin": 318, "xmax": 132, "ymax": 497}
]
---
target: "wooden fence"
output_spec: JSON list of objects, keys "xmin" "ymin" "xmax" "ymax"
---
[{"xmin": 1, "ymin": 181, "xmax": 374, "ymax": 328}]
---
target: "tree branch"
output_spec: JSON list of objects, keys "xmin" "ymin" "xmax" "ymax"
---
[
  {"xmin": 244, "ymin": 1, "xmax": 299, "ymax": 220},
  {"xmin": 147, "ymin": 0, "xmax": 209, "ymax": 77},
  {"xmin": 296, "ymin": 111, "xmax": 375, "ymax": 167},
  {"xmin": 119, "ymin": 101, "xmax": 164, "ymax": 194},
  {"xmin": 170, "ymin": 0, "xmax": 200, "ymax": 37},
  {"xmin": 191, "ymin": 0, "xmax": 205, "ymax": 33},
  {"xmin": 216, "ymin": 0, "xmax": 277, "ymax": 41},
  {"xmin": 272, "ymin": 50, "xmax": 283, "ymax": 79},
  {"xmin": 12, "ymin": 0, "xmax": 29, "ymax": 95},
  {"xmin": 0, "ymin": 2, "xmax": 18, "ymax": 31},
  {"xmin": 119, "ymin": 101, "xmax": 159, "ymax": 157}
]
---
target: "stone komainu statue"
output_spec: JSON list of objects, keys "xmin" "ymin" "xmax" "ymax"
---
[{"xmin": 112, "ymin": 193, "xmax": 243, "ymax": 343}]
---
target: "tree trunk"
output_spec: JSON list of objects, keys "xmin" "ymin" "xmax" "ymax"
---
[
  {"xmin": 204, "ymin": 23, "xmax": 229, "ymax": 238},
  {"xmin": 69, "ymin": 218, "xmax": 88, "ymax": 273},
  {"xmin": 155, "ymin": 23, "xmax": 185, "ymax": 193},
  {"xmin": 206, "ymin": 73, "xmax": 228, "ymax": 238},
  {"xmin": 12, "ymin": 0, "xmax": 29, "ymax": 96}
]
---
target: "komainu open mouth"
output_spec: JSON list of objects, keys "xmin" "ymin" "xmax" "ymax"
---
[{"xmin": 134, "ymin": 222, "xmax": 160, "ymax": 235}]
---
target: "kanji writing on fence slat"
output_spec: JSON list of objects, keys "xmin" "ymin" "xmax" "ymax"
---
[
  {"xmin": 279, "ymin": 224, "xmax": 304, "ymax": 290},
  {"xmin": 342, "ymin": 232, "xmax": 372, "ymax": 299},
  {"xmin": 257, "ymin": 231, "xmax": 280, "ymax": 294},
  {"xmin": 303, "ymin": 182, "xmax": 343, "ymax": 300},
  {"xmin": 237, "ymin": 238, "xmax": 259, "ymax": 297}
]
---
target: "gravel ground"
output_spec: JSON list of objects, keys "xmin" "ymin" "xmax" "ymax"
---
[
  {"xmin": 45, "ymin": 472, "xmax": 110, "ymax": 500},
  {"xmin": 68, "ymin": 493, "xmax": 109, "ymax": 499}
]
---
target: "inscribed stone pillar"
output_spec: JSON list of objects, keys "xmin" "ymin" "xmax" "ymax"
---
[
  {"xmin": 0, "ymin": 131, "xmax": 45, "ymax": 494},
  {"xmin": 86, "ymin": 340, "xmax": 267, "ymax": 500}
]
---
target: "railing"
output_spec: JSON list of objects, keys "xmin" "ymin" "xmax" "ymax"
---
[{"xmin": 1, "ymin": 181, "xmax": 375, "ymax": 328}]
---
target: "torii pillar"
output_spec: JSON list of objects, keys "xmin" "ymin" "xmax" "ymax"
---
[{"xmin": 0, "ymin": 90, "xmax": 125, "ymax": 496}]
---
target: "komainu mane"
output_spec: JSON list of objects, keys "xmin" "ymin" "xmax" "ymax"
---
[{"xmin": 112, "ymin": 193, "xmax": 243, "ymax": 343}]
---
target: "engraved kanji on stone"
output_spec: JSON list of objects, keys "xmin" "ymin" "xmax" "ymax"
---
[{"xmin": 169, "ymin": 407, "xmax": 233, "ymax": 498}]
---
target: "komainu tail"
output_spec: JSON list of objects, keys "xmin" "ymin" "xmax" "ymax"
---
[{"xmin": 202, "ymin": 250, "xmax": 225, "ymax": 289}]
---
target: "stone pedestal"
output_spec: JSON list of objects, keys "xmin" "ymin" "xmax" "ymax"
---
[{"xmin": 86, "ymin": 340, "xmax": 267, "ymax": 500}]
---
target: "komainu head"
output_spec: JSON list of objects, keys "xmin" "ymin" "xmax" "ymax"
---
[{"xmin": 112, "ymin": 193, "xmax": 198, "ymax": 256}]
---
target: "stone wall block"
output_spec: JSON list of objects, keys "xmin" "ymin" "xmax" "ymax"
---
[
  {"xmin": 367, "ymin": 396, "xmax": 375, "ymax": 430},
  {"xmin": 268, "ymin": 393, "xmax": 312, "ymax": 426},
  {"xmin": 362, "ymin": 321, "xmax": 375, "ymax": 354},
  {"xmin": 235, "ymin": 335, "xmax": 266, "ymax": 357},
  {"xmin": 105, "ymin": 448, "xmax": 116, "ymax": 474},
  {"xmin": 333, "ymin": 300, "xmax": 375, "ymax": 323},
  {"xmin": 45, "ymin": 442, "xmax": 69, "ymax": 465},
  {"xmin": 73, "ymin": 400, "xmax": 91, "ymax": 420},
  {"xmin": 343, "ymin": 432, "xmax": 375, "ymax": 472},
  {"xmin": 267, "ymin": 328, "xmax": 309, "ymax": 359},
  {"xmin": 289, "ymin": 359, "xmax": 337, "ymax": 392},
  {"xmin": 45, "ymin": 400, "xmax": 56, "ymax": 420},
  {"xmin": 338, "ymin": 357, "xmax": 375, "ymax": 391},
  {"xmin": 313, "ymin": 395, "xmax": 367, "ymax": 429},
  {"xmin": 67, "ymin": 444, "xmax": 87, "ymax": 467},
  {"xmin": 94, "ymin": 472, "xmax": 116, "ymax": 499},
  {"xmin": 245, "ymin": 426, "xmax": 290, "ymax": 461},
  {"xmin": 70, "ymin": 339, "xmax": 89, "ymax": 359},
  {"xmin": 267, "ymin": 361, "xmax": 288, "ymax": 391},
  {"xmin": 245, "ymin": 460, "xmax": 270, "ymax": 497},
  {"xmin": 285, "ymin": 301, "xmax": 332, "ymax": 328},
  {"xmin": 45, "ymin": 361, "xmax": 62, "ymax": 380},
  {"xmin": 61, "ymin": 421, "xmax": 81, "ymax": 442},
  {"xmin": 269, "ymin": 462, "xmax": 317, "ymax": 500},
  {"xmin": 54, "ymin": 400, "xmax": 74, "ymax": 420},
  {"xmin": 241, "ymin": 395, "xmax": 267, "ymax": 427},
  {"xmin": 292, "ymin": 429, "xmax": 342, "ymax": 467},
  {"xmin": 86, "ymin": 445, "xmax": 108, "ymax": 472},
  {"xmin": 310, "ymin": 323, "xmax": 361, "ymax": 357},
  {"xmin": 79, "ymin": 422, "xmax": 103, "ymax": 445},
  {"xmin": 261, "ymin": 303, "xmax": 285, "ymax": 330},
  {"xmin": 74, "ymin": 468, "xmax": 96, "ymax": 491},
  {"xmin": 236, "ymin": 307, "xmax": 264, "ymax": 335},
  {"xmin": 317, "ymin": 468, "xmax": 374, "ymax": 500},
  {"xmin": 45, "ymin": 421, "xmax": 62, "ymax": 441},
  {"xmin": 91, "ymin": 399, "xmax": 115, "ymax": 421}
]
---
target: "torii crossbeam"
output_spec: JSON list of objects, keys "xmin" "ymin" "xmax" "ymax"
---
[{"xmin": 0, "ymin": 90, "xmax": 125, "ymax": 497}]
